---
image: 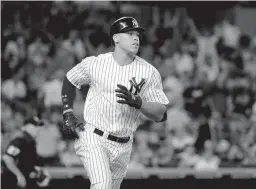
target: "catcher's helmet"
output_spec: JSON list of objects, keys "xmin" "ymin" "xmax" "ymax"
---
[{"xmin": 110, "ymin": 17, "xmax": 145, "ymax": 45}]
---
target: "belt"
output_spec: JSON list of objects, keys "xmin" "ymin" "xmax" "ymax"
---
[{"xmin": 93, "ymin": 128, "xmax": 130, "ymax": 143}]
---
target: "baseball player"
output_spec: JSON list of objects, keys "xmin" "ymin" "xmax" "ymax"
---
[
  {"xmin": 61, "ymin": 17, "xmax": 169, "ymax": 189},
  {"xmin": 1, "ymin": 116, "xmax": 50, "ymax": 189}
]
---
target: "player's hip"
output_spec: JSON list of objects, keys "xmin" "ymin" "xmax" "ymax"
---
[
  {"xmin": 74, "ymin": 123, "xmax": 133, "ymax": 156},
  {"xmin": 76, "ymin": 123, "xmax": 133, "ymax": 143},
  {"xmin": 83, "ymin": 119, "xmax": 137, "ymax": 137}
]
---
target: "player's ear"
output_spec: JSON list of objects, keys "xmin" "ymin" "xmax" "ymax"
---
[{"xmin": 113, "ymin": 34, "xmax": 119, "ymax": 44}]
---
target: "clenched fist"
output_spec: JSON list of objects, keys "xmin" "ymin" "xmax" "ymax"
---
[{"xmin": 63, "ymin": 111, "xmax": 84, "ymax": 139}]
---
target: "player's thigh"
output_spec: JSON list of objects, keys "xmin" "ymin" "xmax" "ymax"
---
[
  {"xmin": 110, "ymin": 144, "xmax": 132, "ymax": 179},
  {"xmin": 74, "ymin": 130, "xmax": 112, "ymax": 184},
  {"xmin": 112, "ymin": 178, "xmax": 123, "ymax": 189}
]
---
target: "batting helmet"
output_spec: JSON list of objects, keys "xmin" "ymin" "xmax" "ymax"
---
[{"xmin": 110, "ymin": 17, "xmax": 145, "ymax": 45}]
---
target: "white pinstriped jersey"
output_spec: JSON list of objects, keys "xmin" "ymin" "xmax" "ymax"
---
[{"xmin": 67, "ymin": 52, "xmax": 169, "ymax": 137}]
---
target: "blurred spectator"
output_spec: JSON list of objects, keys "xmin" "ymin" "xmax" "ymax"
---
[
  {"xmin": 171, "ymin": 127, "xmax": 195, "ymax": 153},
  {"xmin": 28, "ymin": 34, "xmax": 49, "ymax": 66},
  {"xmin": 238, "ymin": 34, "xmax": 253, "ymax": 61},
  {"xmin": 219, "ymin": 17, "xmax": 241, "ymax": 49},
  {"xmin": 3, "ymin": 34, "xmax": 27, "ymax": 70},
  {"xmin": 153, "ymin": 139, "xmax": 174, "ymax": 167},
  {"xmin": 227, "ymin": 113, "xmax": 250, "ymax": 146},
  {"xmin": 139, "ymin": 43, "xmax": 154, "ymax": 63},
  {"xmin": 242, "ymin": 145, "xmax": 256, "ymax": 167},
  {"xmin": 228, "ymin": 73, "xmax": 254, "ymax": 117},
  {"xmin": 163, "ymin": 76, "xmax": 184, "ymax": 107},
  {"xmin": 147, "ymin": 128, "xmax": 161, "ymax": 167},
  {"xmin": 152, "ymin": 53, "xmax": 166, "ymax": 72},
  {"xmin": 38, "ymin": 69, "xmax": 64, "ymax": 109},
  {"xmin": 85, "ymin": 24, "xmax": 112, "ymax": 56},
  {"xmin": 226, "ymin": 144, "xmax": 244, "ymax": 166},
  {"xmin": 173, "ymin": 52, "xmax": 195, "ymax": 86},
  {"xmin": 165, "ymin": 107, "xmax": 191, "ymax": 135},
  {"xmin": 46, "ymin": 2, "xmax": 68, "ymax": 39},
  {"xmin": 241, "ymin": 112, "xmax": 256, "ymax": 166},
  {"xmin": 133, "ymin": 130, "xmax": 153, "ymax": 167},
  {"xmin": 178, "ymin": 145, "xmax": 200, "ymax": 168},
  {"xmin": 163, "ymin": 75, "xmax": 195, "ymax": 152},
  {"xmin": 13, "ymin": 111, "xmax": 25, "ymax": 130},
  {"xmin": 61, "ymin": 28, "xmax": 86, "ymax": 64},
  {"xmin": 190, "ymin": 18, "xmax": 219, "ymax": 59},
  {"xmin": 182, "ymin": 82, "xmax": 214, "ymax": 152},
  {"xmin": 215, "ymin": 139, "xmax": 231, "ymax": 166},
  {"xmin": 26, "ymin": 65, "xmax": 47, "ymax": 102},
  {"xmin": 194, "ymin": 140, "xmax": 220, "ymax": 170},
  {"xmin": 1, "ymin": 101, "xmax": 14, "ymax": 126},
  {"xmin": 2, "ymin": 68, "xmax": 27, "ymax": 101},
  {"xmin": 1, "ymin": 119, "xmax": 20, "ymax": 155},
  {"xmin": 37, "ymin": 110, "xmax": 62, "ymax": 166},
  {"xmin": 120, "ymin": 3, "xmax": 140, "ymax": 18},
  {"xmin": 60, "ymin": 140, "xmax": 83, "ymax": 167}
]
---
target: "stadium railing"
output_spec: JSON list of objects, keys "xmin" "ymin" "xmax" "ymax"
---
[{"xmin": 46, "ymin": 167, "xmax": 256, "ymax": 179}]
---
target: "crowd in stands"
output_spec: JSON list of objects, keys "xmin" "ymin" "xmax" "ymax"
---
[{"xmin": 1, "ymin": 1, "xmax": 256, "ymax": 170}]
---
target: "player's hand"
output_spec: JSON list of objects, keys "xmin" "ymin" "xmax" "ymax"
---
[
  {"xmin": 115, "ymin": 84, "xmax": 142, "ymax": 109},
  {"xmin": 63, "ymin": 111, "xmax": 84, "ymax": 139},
  {"xmin": 17, "ymin": 174, "xmax": 27, "ymax": 188}
]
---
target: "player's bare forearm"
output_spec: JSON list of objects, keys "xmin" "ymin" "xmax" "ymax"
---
[{"xmin": 140, "ymin": 100, "xmax": 167, "ymax": 122}]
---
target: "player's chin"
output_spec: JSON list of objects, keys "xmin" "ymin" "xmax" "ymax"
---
[{"xmin": 130, "ymin": 48, "xmax": 139, "ymax": 55}]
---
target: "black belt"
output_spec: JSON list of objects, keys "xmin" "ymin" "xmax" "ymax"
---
[{"xmin": 93, "ymin": 128, "xmax": 130, "ymax": 143}]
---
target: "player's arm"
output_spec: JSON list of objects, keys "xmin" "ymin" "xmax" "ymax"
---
[
  {"xmin": 139, "ymin": 100, "xmax": 167, "ymax": 122},
  {"xmin": 62, "ymin": 76, "xmax": 77, "ymax": 114},
  {"xmin": 116, "ymin": 85, "xmax": 167, "ymax": 122},
  {"xmin": 61, "ymin": 57, "xmax": 93, "ymax": 138}
]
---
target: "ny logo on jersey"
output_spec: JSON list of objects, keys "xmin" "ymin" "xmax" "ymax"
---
[{"xmin": 129, "ymin": 77, "xmax": 146, "ymax": 95}]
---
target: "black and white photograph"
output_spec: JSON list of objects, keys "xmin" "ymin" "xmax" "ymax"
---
[{"xmin": 1, "ymin": 1, "xmax": 256, "ymax": 189}]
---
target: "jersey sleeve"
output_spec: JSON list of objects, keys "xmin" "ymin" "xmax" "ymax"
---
[
  {"xmin": 4, "ymin": 138, "xmax": 24, "ymax": 160},
  {"xmin": 141, "ymin": 69, "xmax": 169, "ymax": 105},
  {"xmin": 66, "ymin": 56, "xmax": 95, "ymax": 89}
]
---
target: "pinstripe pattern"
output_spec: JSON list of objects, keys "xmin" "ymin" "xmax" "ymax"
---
[
  {"xmin": 67, "ymin": 52, "xmax": 169, "ymax": 189},
  {"xmin": 74, "ymin": 123, "xmax": 132, "ymax": 189},
  {"xmin": 67, "ymin": 52, "xmax": 169, "ymax": 137},
  {"xmin": 111, "ymin": 179, "xmax": 123, "ymax": 189}
]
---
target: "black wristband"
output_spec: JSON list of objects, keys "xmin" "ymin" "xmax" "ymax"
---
[
  {"xmin": 62, "ymin": 95, "xmax": 72, "ymax": 111},
  {"xmin": 62, "ymin": 76, "xmax": 76, "ymax": 111}
]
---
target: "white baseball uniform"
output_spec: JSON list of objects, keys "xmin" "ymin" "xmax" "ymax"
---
[{"xmin": 66, "ymin": 52, "xmax": 169, "ymax": 189}]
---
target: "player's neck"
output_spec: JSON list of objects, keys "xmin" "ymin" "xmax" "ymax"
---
[{"xmin": 113, "ymin": 48, "xmax": 135, "ymax": 66}]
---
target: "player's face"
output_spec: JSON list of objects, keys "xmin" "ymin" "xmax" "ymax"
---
[{"xmin": 117, "ymin": 30, "xmax": 140, "ymax": 55}]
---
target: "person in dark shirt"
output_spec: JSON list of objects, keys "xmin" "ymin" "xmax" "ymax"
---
[
  {"xmin": 183, "ymin": 86, "xmax": 213, "ymax": 153},
  {"xmin": 1, "ymin": 116, "xmax": 50, "ymax": 189}
]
